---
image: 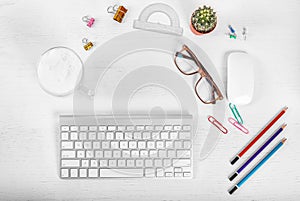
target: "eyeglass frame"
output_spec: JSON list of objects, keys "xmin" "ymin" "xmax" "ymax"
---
[{"xmin": 174, "ymin": 44, "xmax": 223, "ymax": 104}]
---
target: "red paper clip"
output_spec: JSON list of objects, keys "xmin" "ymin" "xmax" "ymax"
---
[
  {"xmin": 208, "ymin": 116, "xmax": 228, "ymax": 134},
  {"xmin": 228, "ymin": 117, "xmax": 249, "ymax": 134}
]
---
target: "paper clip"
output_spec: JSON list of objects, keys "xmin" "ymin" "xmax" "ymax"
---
[
  {"xmin": 229, "ymin": 103, "xmax": 243, "ymax": 124},
  {"xmin": 208, "ymin": 116, "xmax": 228, "ymax": 134},
  {"xmin": 107, "ymin": 4, "xmax": 128, "ymax": 23},
  {"xmin": 82, "ymin": 16, "xmax": 95, "ymax": 28},
  {"xmin": 82, "ymin": 38, "xmax": 93, "ymax": 51},
  {"xmin": 228, "ymin": 117, "xmax": 249, "ymax": 134}
]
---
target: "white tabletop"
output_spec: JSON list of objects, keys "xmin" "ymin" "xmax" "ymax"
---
[{"xmin": 0, "ymin": 0, "xmax": 299, "ymax": 200}]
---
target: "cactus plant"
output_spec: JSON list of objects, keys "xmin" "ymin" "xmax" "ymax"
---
[{"xmin": 190, "ymin": 5, "xmax": 217, "ymax": 35}]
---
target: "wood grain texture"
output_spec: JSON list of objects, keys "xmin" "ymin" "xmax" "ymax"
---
[{"xmin": 0, "ymin": 0, "xmax": 300, "ymax": 200}]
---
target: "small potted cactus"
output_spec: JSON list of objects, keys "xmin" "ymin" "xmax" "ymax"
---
[{"xmin": 190, "ymin": 5, "xmax": 217, "ymax": 35}]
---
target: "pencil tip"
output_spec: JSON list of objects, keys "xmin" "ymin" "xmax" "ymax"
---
[
  {"xmin": 282, "ymin": 124, "xmax": 287, "ymax": 129},
  {"xmin": 284, "ymin": 106, "xmax": 288, "ymax": 111},
  {"xmin": 282, "ymin": 138, "xmax": 287, "ymax": 143}
]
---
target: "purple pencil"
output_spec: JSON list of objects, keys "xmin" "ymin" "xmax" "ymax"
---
[{"xmin": 229, "ymin": 124, "xmax": 287, "ymax": 181}]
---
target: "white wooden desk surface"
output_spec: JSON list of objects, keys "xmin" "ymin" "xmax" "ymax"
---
[{"xmin": 0, "ymin": 0, "xmax": 300, "ymax": 200}]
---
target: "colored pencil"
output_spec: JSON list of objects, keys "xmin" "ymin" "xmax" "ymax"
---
[
  {"xmin": 230, "ymin": 106, "xmax": 288, "ymax": 165},
  {"xmin": 228, "ymin": 138, "xmax": 287, "ymax": 195},
  {"xmin": 229, "ymin": 124, "xmax": 286, "ymax": 181}
]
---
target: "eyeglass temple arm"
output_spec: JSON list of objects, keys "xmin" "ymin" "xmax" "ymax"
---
[{"xmin": 175, "ymin": 52, "xmax": 194, "ymax": 60}]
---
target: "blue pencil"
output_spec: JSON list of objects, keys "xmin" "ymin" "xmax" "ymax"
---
[
  {"xmin": 229, "ymin": 124, "xmax": 287, "ymax": 181},
  {"xmin": 228, "ymin": 138, "xmax": 287, "ymax": 195}
]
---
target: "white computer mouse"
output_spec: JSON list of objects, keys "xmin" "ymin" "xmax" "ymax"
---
[{"xmin": 227, "ymin": 52, "xmax": 254, "ymax": 105}]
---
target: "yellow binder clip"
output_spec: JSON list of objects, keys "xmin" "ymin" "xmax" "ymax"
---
[
  {"xmin": 107, "ymin": 4, "xmax": 128, "ymax": 23},
  {"xmin": 82, "ymin": 38, "xmax": 93, "ymax": 51}
]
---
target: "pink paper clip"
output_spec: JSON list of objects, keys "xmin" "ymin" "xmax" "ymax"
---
[
  {"xmin": 208, "ymin": 116, "xmax": 228, "ymax": 134},
  {"xmin": 228, "ymin": 117, "xmax": 249, "ymax": 134},
  {"xmin": 82, "ymin": 16, "xmax": 95, "ymax": 27}
]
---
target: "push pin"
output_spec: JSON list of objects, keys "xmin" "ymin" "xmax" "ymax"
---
[
  {"xmin": 82, "ymin": 16, "xmax": 95, "ymax": 28},
  {"xmin": 82, "ymin": 38, "xmax": 93, "ymax": 51},
  {"xmin": 107, "ymin": 4, "xmax": 128, "ymax": 23}
]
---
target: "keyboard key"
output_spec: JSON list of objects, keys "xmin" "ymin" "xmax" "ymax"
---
[
  {"xmin": 117, "ymin": 159, "xmax": 126, "ymax": 167},
  {"xmin": 133, "ymin": 132, "xmax": 142, "ymax": 139},
  {"xmin": 145, "ymin": 159, "xmax": 153, "ymax": 167},
  {"xmin": 84, "ymin": 141, "xmax": 92, "ymax": 149},
  {"xmin": 99, "ymin": 160, "xmax": 108, "ymax": 167},
  {"xmin": 111, "ymin": 141, "xmax": 119, "ymax": 149},
  {"xmin": 166, "ymin": 140, "xmax": 173, "ymax": 148},
  {"xmin": 164, "ymin": 125, "xmax": 172, "ymax": 130},
  {"xmin": 165, "ymin": 172, "xmax": 173, "ymax": 177},
  {"xmin": 79, "ymin": 132, "xmax": 87, "ymax": 140},
  {"xmin": 158, "ymin": 150, "xmax": 166, "ymax": 158},
  {"xmin": 88, "ymin": 169, "xmax": 98, "ymax": 177},
  {"xmin": 140, "ymin": 150, "xmax": 148, "ymax": 157},
  {"xmin": 163, "ymin": 159, "xmax": 172, "ymax": 167},
  {"xmin": 93, "ymin": 141, "xmax": 101, "ymax": 149},
  {"xmin": 79, "ymin": 169, "xmax": 87, "ymax": 177},
  {"xmin": 117, "ymin": 126, "xmax": 126, "ymax": 131},
  {"xmin": 61, "ymin": 141, "xmax": 73, "ymax": 149},
  {"xmin": 61, "ymin": 169, "xmax": 69, "ymax": 178},
  {"xmin": 145, "ymin": 125, "xmax": 153, "ymax": 130},
  {"xmin": 61, "ymin": 160, "xmax": 80, "ymax": 167},
  {"xmin": 99, "ymin": 168, "xmax": 143, "ymax": 178},
  {"xmin": 61, "ymin": 126, "xmax": 69, "ymax": 132},
  {"xmin": 167, "ymin": 150, "xmax": 176, "ymax": 158},
  {"xmin": 98, "ymin": 126, "xmax": 106, "ymax": 131},
  {"xmin": 80, "ymin": 126, "xmax": 88, "ymax": 131},
  {"xmin": 147, "ymin": 141, "xmax": 155, "ymax": 149},
  {"xmin": 174, "ymin": 167, "xmax": 182, "ymax": 172},
  {"xmin": 70, "ymin": 169, "xmax": 78, "ymax": 177},
  {"xmin": 61, "ymin": 150, "xmax": 76, "ymax": 158},
  {"xmin": 89, "ymin": 126, "xmax": 97, "ymax": 131},
  {"xmin": 91, "ymin": 160, "xmax": 98, "ymax": 167},
  {"xmin": 104, "ymin": 150, "xmax": 112, "ymax": 158},
  {"xmin": 109, "ymin": 159, "xmax": 117, "ymax": 167},
  {"xmin": 142, "ymin": 132, "xmax": 151, "ymax": 139},
  {"xmin": 149, "ymin": 150, "xmax": 158, "ymax": 157},
  {"xmin": 136, "ymin": 125, "xmax": 144, "ymax": 130},
  {"xmin": 113, "ymin": 150, "xmax": 121, "ymax": 158},
  {"xmin": 170, "ymin": 132, "xmax": 178, "ymax": 139},
  {"xmin": 176, "ymin": 150, "xmax": 191, "ymax": 158},
  {"xmin": 74, "ymin": 141, "xmax": 83, "ymax": 149},
  {"xmin": 183, "ymin": 140, "xmax": 191, "ymax": 149},
  {"xmin": 138, "ymin": 141, "xmax": 146, "ymax": 149},
  {"xmin": 70, "ymin": 132, "xmax": 78, "ymax": 140},
  {"xmin": 61, "ymin": 132, "xmax": 69, "ymax": 140},
  {"xmin": 154, "ymin": 159, "xmax": 162, "ymax": 167},
  {"xmin": 115, "ymin": 132, "xmax": 123, "ymax": 139},
  {"xmin": 128, "ymin": 141, "xmax": 137, "ymax": 149},
  {"xmin": 126, "ymin": 159, "xmax": 135, "ymax": 167},
  {"xmin": 183, "ymin": 172, "xmax": 191, "ymax": 177},
  {"xmin": 154, "ymin": 125, "xmax": 163, "ymax": 131},
  {"xmin": 182, "ymin": 125, "xmax": 191, "ymax": 131},
  {"xmin": 156, "ymin": 141, "xmax": 164, "ymax": 149},
  {"xmin": 124, "ymin": 132, "xmax": 133, "ymax": 139},
  {"xmin": 156, "ymin": 168, "xmax": 164, "ymax": 177},
  {"xmin": 175, "ymin": 172, "xmax": 183, "ymax": 177},
  {"xmin": 86, "ymin": 150, "xmax": 94, "ymax": 158},
  {"xmin": 173, "ymin": 125, "xmax": 181, "ymax": 131},
  {"xmin": 106, "ymin": 132, "xmax": 114, "ymax": 140},
  {"xmin": 179, "ymin": 132, "xmax": 191, "ymax": 139},
  {"xmin": 122, "ymin": 150, "xmax": 130, "ymax": 158},
  {"xmin": 97, "ymin": 132, "xmax": 105, "ymax": 140},
  {"xmin": 102, "ymin": 141, "xmax": 110, "ymax": 149},
  {"xmin": 172, "ymin": 159, "xmax": 190, "ymax": 167},
  {"xmin": 136, "ymin": 159, "xmax": 144, "ymax": 167},
  {"xmin": 88, "ymin": 132, "xmax": 96, "ymax": 140},
  {"xmin": 108, "ymin": 126, "xmax": 116, "ymax": 131},
  {"xmin": 160, "ymin": 132, "xmax": 169, "ymax": 139},
  {"xmin": 151, "ymin": 132, "xmax": 160, "ymax": 139},
  {"xmin": 70, "ymin": 126, "xmax": 78, "ymax": 131},
  {"xmin": 131, "ymin": 150, "xmax": 139, "ymax": 158},
  {"xmin": 120, "ymin": 141, "xmax": 128, "ymax": 149},
  {"xmin": 95, "ymin": 150, "xmax": 103, "ymax": 158},
  {"xmin": 82, "ymin": 160, "xmax": 89, "ymax": 167},
  {"xmin": 145, "ymin": 168, "xmax": 155, "ymax": 177},
  {"xmin": 174, "ymin": 141, "xmax": 182, "ymax": 149},
  {"xmin": 126, "ymin": 125, "xmax": 135, "ymax": 131}
]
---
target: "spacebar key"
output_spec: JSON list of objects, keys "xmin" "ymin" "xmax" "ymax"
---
[{"xmin": 100, "ymin": 168, "xmax": 144, "ymax": 178}]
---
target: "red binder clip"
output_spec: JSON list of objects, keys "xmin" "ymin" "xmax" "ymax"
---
[{"xmin": 82, "ymin": 16, "xmax": 95, "ymax": 28}]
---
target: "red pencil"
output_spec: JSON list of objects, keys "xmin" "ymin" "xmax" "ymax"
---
[{"xmin": 230, "ymin": 106, "xmax": 288, "ymax": 165}]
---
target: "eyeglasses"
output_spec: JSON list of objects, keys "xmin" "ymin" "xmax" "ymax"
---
[{"xmin": 174, "ymin": 45, "xmax": 223, "ymax": 104}]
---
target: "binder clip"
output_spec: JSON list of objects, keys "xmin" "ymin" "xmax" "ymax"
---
[
  {"xmin": 82, "ymin": 16, "xmax": 95, "ymax": 28},
  {"xmin": 107, "ymin": 4, "xmax": 128, "ymax": 23},
  {"xmin": 82, "ymin": 38, "xmax": 93, "ymax": 51}
]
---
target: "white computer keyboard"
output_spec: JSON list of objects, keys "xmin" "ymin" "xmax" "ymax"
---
[{"xmin": 59, "ymin": 115, "xmax": 193, "ymax": 179}]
